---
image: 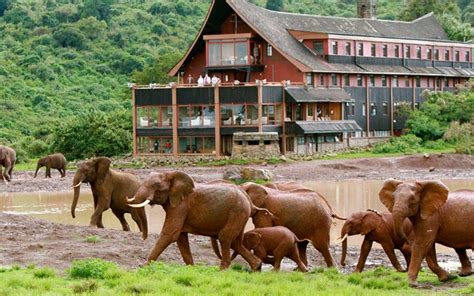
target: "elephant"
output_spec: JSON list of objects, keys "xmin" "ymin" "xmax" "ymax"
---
[
  {"xmin": 71, "ymin": 157, "xmax": 148, "ymax": 240},
  {"xmin": 379, "ymin": 179, "xmax": 474, "ymax": 287},
  {"xmin": 339, "ymin": 209, "xmax": 413, "ymax": 272},
  {"xmin": 264, "ymin": 182, "xmax": 310, "ymax": 191},
  {"xmin": 241, "ymin": 182, "xmax": 344, "ymax": 268},
  {"xmin": 128, "ymin": 171, "xmax": 262, "ymax": 271},
  {"xmin": 0, "ymin": 145, "xmax": 16, "ymax": 184},
  {"xmin": 34, "ymin": 153, "xmax": 67, "ymax": 178},
  {"xmin": 232, "ymin": 226, "xmax": 308, "ymax": 272}
]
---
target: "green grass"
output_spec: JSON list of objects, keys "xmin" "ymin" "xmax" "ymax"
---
[
  {"xmin": 84, "ymin": 235, "xmax": 102, "ymax": 244},
  {"xmin": 0, "ymin": 259, "xmax": 473, "ymax": 295}
]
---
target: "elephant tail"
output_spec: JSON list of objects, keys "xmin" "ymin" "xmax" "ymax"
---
[
  {"xmin": 331, "ymin": 214, "xmax": 346, "ymax": 220},
  {"xmin": 211, "ymin": 238, "xmax": 222, "ymax": 259},
  {"xmin": 317, "ymin": 193, "xmax": 346, "ymax": 221}
]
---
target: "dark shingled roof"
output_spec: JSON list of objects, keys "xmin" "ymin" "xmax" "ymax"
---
[
  {"xmin": 285, "ymin": 87, "xmax": 353, "ymax": 103},
  {"xmin": 290, "ymin": 120, "xmax": 362, "ymax": 134}
]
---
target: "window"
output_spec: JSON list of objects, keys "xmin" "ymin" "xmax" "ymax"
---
[
  {"xmin": 455, "ymin": 50, "xmax": 460, "ymax": 62},
  {"xmin": 382, "ymin": 44, "xmax": 388, "ymax": 57},
  {"xmin": 357, "ymin": 74, "xmax": 363, "ymax": 86},
  {"xmin": 208, "ymin": 40, "xmax": 248, "ymax": 66},
  {"xmin": 344, "ymin": 74, "xmax": 350, "ymax": 86},
  {"xmin": 370, "ymin": 103, "xmax": 377, "ymax": 116},
  {"xmin": 436, "ymin": 78, "xmax": 441, "ymax": 88},
  {"xmin": 416, "ymin": 46, "xmax": 421, "ymax": 59},
  {"xmin": 137, "ymin": 137, "xmax": 173, "ymax": 154},
  {"xmin": 381, "ymin": 75, "xmax": 387, "ymax": 87},
  {"xmin": 137, "ymin": 106, "xmax": 173, "ymax": 128},
  {"xmin": 444, "ymin": 78, "xmax": 449, "ymax": 87},
  {"xmin": 319, "ymin": 74, "xmax": 325, "ymax": 86},
  {"xmin": 415, "ymin": 76, "xmax": 420, "ymax": 87},
  {"xmin": 246, "ymin": 105, "xmax": 258, "ymax": 125},
  {"xmin": 179, "ymin": 137, "xmax": 215, "ymax": 154},
  {"xmin": 306, "ymin": 73, "xmax": 313, "ymax": 86},
  {"xmin": 286, "ymin": 104, "xmax": 293, "ymax": 121},
  {"xmin": 394, "ymin": 45, "xmax": 400, "ymax": 58},
  {"xmin": 345, "ymin": 42, "xmax": 351, "ymax": 55},
  {"xmin": 313, "ymin": 41, "xmax": 324, "ymax": 55},
  {"xmin": 221, "ymin": 105, "xmax": 245, "ymax": 126},
  {"xmin": 332, "ymin": 41, "xmax": 338, "ymax": 55},
  {"xmin": 307, "ymin": 104, "xmax": 314, "ymax": 117},
  {"xmin": 405, "ymin": 76, "xmax": 410, "ymax": 87},
  {"xmin": 262, "ymin": 104, "xmax": 282, "ymax": 125},
  {"xmin": 427, "ymin": 77, "xmax": 430, "ymax": 88},
  {"xmin": 382, "ymin": 102, "xmax": 388, "ymax": 115},
  {"xmin": 466, "ymin": 51, "xmax": 470, "ymax": 62},
  {"xmin": 357, "ymin": 43, "xmax": 364, "ymax": 56},
  {"xmin": 267, "ymin": 44, "xmax": 273, "ymax": 56},
  {"xmin": 445, "ymin": 50, "xmax": 450, "ymax": 61},
  {"xmin": 347, "ymin": 103, "xmax": 355, "ymax": 116},
  {"xmin": 434, "ymin": 49, "xmax": 439, "ymax": 60},
  {"xmin": 295, "ymin": 104, "xmax": 303, "ymax": 121},
  {"xmin": 362, "ymin": 103, "xmax": 366, "ymax": 116},
  {"xmin": 427, "ymin": 48, "xmax": 432, "ymax": 60},
  {"xmin": 178, "ymin": 105, "xmax": 215, "ymax": 127},
  {"xmin": 331, "ymin": 74, "xmax": 337, "ymax": 86},
  {"xmin": 393, "ymin": 75, "xmax": 399, "ymax": 87},
  {"xmin": 369, "ymin": 75, "xmax": 375, "ymax": 87},
  {"xmin": 371, "ymin": 43, "xmax": 376, "ymax": 57},
  {"xmin": 405, "ymin": 46, "xmax": 411, "ymax": 58}
]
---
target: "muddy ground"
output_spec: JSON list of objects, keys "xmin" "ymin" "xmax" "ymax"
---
[{"xmin": 0, "ymin": 153, "xmax": 473, "ymax": 275}]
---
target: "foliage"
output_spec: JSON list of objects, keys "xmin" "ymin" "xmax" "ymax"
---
[
  {"xmin": 266, "ymin": 0, "xmax": 284, "ymax": 11},
  {"xmin": 68, "ymin": 259, "xmax": 119, "ymax": 279},
  {"xmin": 132, "ymin": 52, "xmax": 180, "ymax": 84},
  {"xmin": 84, "ymin": 235, "xmax": 101, "ymax": 243},
  {"xmin": 372, "ymin": 134, "xmax": 423, "ymax": 154},
  {"xmin": 443, "ymin": 121, "xmax": 473, "ymax": 154},
  {"xmin": 50, "ymin": 109, "xmax": 132, "ymax": 160},
  {"xmin": 33, "ymin": 267, "xmax": 56, "ymax": 279}
]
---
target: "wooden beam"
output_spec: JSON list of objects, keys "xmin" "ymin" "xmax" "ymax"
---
[
  {"xmin": 214, "ymin": 84, "xmax": 221, "ymax": 157},
  {"xmin": 172, "ymin": 85, "xmax": 178, "ymax": 156},
  {"xmin": 257, "ymin": 82, "xmax": 263, "ymax": 132},
  {"xmin": 132, "ymin": 87, "xmax": 137, "ymax": 157},
  {"xmin": 389, "ymin": 75, "xmax": 394, "ymax": 136},
  {"xmin": 203, "ymin": 33, "xmax": 254, "ymax": 40},
  {"xmin": 365, "ymin": 75, "xmax": 370, "ymax": 137},
  {"xmin": 281, "ymin": 84, "xmax": 286, "ymax": 155}
]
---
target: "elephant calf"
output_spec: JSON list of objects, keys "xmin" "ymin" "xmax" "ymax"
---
[
  {"xmin": 233, "ymin": 226, "xmax": 308, "ymax": 272},
  {"xmin": 0, "ymin": 145, "xmax": 16, "ymax": 184},
  {"xmin": 339, "ymin": 209, "xmax": 413, "ymax": 272},
  {"xmin": 35, "ymin": 153, "xmax": 67, "ymax": 178}
]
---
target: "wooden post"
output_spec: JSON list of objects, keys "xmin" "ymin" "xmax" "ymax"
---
[
  {"xmin": 172, "ymin": 85, "xmax": 178, "ymax": 156},
  {"xmin": 281, "ymin": 83, "xmax": 286, "ymax": 155},
  {"xmin": 132, "ymin": 87, "xmax": 137, "ymax": 157},
  {"xmin": 389, "ymin": 76, "xmax": 394, "ymax": 136},
  {"xmin": 365, "ymin": 75, "xmax": 370, "ymax": 138},
  {"xmin": 257, "ymin": 81, "xmax": 263, "ymax": 132},
  {"xmin": 412, "ymin": 77, "xmax": 416, "ymax": 110},
  {"xmin": 214, "ymin": 84, "xmax": 221, "ymax": 157}
]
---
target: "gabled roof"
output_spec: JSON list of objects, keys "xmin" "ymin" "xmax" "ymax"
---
[{"xmin": 285, "ymin": 87, "xmax": 353, "ymax": 103}]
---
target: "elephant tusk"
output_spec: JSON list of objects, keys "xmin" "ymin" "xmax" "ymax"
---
[
  {"xmin": 336, "ymin": 234, "xmax": 348, "ymax": 243},
  {"xmin": 3, "ymin": 179, "xmax": 8, "ymax": 185},
  {"xmin": 129, "ymin": 200, "xmax": 150, "ymax": 208},
  {"xmin": 126, "ymin": 196, "xmax": 135, "ymax": 203},
  {"xmin": 71, "ymin": 181, "xmax": 82, "ymax": 188}
]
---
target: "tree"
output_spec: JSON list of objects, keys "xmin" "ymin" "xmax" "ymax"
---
[
  {"xmin": 53, "ymin": 25, "xmax": 86, "ymax": 49},
  {"xmin": 0, "ymin": 0, "xmax": 11, "ymax": 16},
  {"xmin": 132, "ymin": 52, "xmax": 181, "ymax": 84},
  {"xmin": 80, "ymin": 0, "xmax": 115, "ymax": 22},
  {"xmin": 266, "ymin": 0, "xmax": 284, "ymax": 11}
]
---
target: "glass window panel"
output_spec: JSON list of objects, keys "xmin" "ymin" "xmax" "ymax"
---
[
  {"xmin": 190, "ymin": 106, "xmax": 202, "ymax": 127},
  {"xmin": 313, "ymin": 41, "xmax": 324, "ymax": 55},
  {"xmin": 202, "ymin": 137, "xmax": 215, "ymax": 154},
  {"xmin": 163, "ymin": 138, "xmax": 172, "ymax": 154},
  {"xmin": 202, "ymin": 106, "xmax": 215, "ymax": 126},
  {"xmin": 357, "ymin": 43, "xmax": 363, "ymax": 56},
  {"xmin": 222, "ymin": 43, "xmax": 234, "ymax": 65},
  {"xmin": 232, "ymin": 105, "xmax": 245, "ymax": 125},
  {"xmin": 274, "ymin": 105, "xmax": 282, "ymax": 124},
  {"xmin": 179, "ymin": 137, "xmax": 188, "ymax": 153},
  {"xmin": 209, "ymin": 43, "xmax": 220, "ymax": 66},
  {"xmin": 149, "ymin": 107, "xmax": 159, "ymax": 127},
  {"xmin": 137, "ymin": 107, "xmax": 149, "ymax": 127},
  {"xmin": 137, "ymin": 137, "xmax": 149, "ymax": 153},
  {"xmin": 286, "ymin": 104, "xmax": 293, "ymax": 121},
  {"xmin": 178, "ymin": 106, "xmax": 190, "ymax": 127},
  {"xmin": 263, "ymin": 105, "xmax": 275, "ymax": 124},
  {"xmin": 235, "ymin": 42, "xmax": 248, "ymax": 64},
  {"xmin": 246, "ymin": 105, "xmax": 258, "ymax": 125},
  {"xmin": 161, "ymin": 106, "xmax": 172, "ymax": 127},
  {"xmin": 295, "ymin": 104, "xmax": 303, "ymax": 121}
]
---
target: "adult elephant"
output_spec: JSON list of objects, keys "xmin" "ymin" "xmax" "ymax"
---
[
  {"xmin": 241, "ymin": 182, "xmax": 342, "ymax": 268},
  {"xmin": 128, "ymin": 171, "xmax": 262, "ymax": 271},
  {"xmin": 0, "ymin": 145, "xmax": 16, "ymax": 184},
  {"xmin": 71, "ymin": 157, "xmax": 148, "ymax": 239},
  {"xmin": 339, "ymin": 209, "xmax": 413, "ymax": 272},
  {"xmin": 34, "ymin": 153, "xmax": 67, "ymax": 178},
  {"xmin": 379, "ymin": 179, "xmax": 474, "ymax": 287}
]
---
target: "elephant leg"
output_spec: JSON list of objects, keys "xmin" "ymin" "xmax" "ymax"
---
[
  {"xmin": 297, "ymin": 240, "xmax": 309, "ymax": 267},
  {"xmin": 111, "ymin": 208, "xmax": 130, "ymax": 231},
  {"xmin": 381, "ymin": 241, "xmax": 404, "ymax": 272},
  {"xmin": 230, "ymin": 234, "xmax": 262, "ymax": 271},
  {"xmin": 355, "ymin": 238, "xmax": 373, "ymax": 272},
  {"xmin": 177, "ymin": 233, "xmax": 194, "ymax": 265},
  {"xmin": 46, "ymin": 166, "xmax": 51, "ymax": 178},
  {"xmin": 147, "ymin": 206, "xmax": 187, "ymax": 263},
  {"xmin": 425, "ymin": 245, "xmax": 452, "ymax": 282},
  {"xmin": 400, "ymin": 244, "xmax": 411, "ymax": 270},
  {"xmin": 61, "ymin": 168, "xmax": 66, "ymax": 178},
  {"xmin": 311, "ymin": 234, "xmax": 336, "ymax": 268},
  {"xmin": 90, "ymin": 203, "xmax": 109, "ymax": 228},
  {"xmin": 97, "ymin": 213, "xmax": 104, "ymax": 228},
  {"xmin": 272, "ymin": 254, "xmax": 284, "ymax": 272},
  {"xmin": 407, "ymin": 241, "xmax": 430, "ymax": 286},
  {"xmin": 289, "ymin": 247, "xmax": 308, "ymax": 272},
  {"xmin": 131, "ymin": 209, "xmax": 143, "ymax": 232},
  {"xmin": 455, "ymin": 249, "xmax": 473, "ymax": 276}
]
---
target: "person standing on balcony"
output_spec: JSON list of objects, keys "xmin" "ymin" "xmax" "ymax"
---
[
  {"xmin": 187, "ymin": 74, "xmax": 193, "ymax": 85},
  {"xmin": 197, "ymin": 75, "xmax": 204, "ymax": 87},
  {"xmin": 204, "ymin": 74, "xmax": 211, "ymax": 85}
]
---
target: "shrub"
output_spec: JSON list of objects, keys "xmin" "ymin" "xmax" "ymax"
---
[
  {"xmin": 444, "ymin": 121, "xmax": 473, "ymax": 154},
  {"xmin": 53, "ymin": 25, "xmax": 86, "ymax": 49},
  {"xmin": 71, "ymin": 280, "xmax": 98, "ymax": 294},
  {"xmin": 68, "ymin": 259, "xmax": 118, "ymax": 279},
  {"xmin": 33, "ymin": 267, "xmax": 56, "ymax": 279},
  {"xmin": 372, "ymin": 134, "xmax": 422, "ymax": 154}
]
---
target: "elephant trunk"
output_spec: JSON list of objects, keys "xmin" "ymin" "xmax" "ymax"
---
[
  {"xmin": 71, "ymin": 174, "xmax": 84, "ymax": 218},
  {"xmin": 34, "ymin": 163, "xmax": 42, "ymax": 178},
  {"xmin": 392, "ymin": 209, "xmax": 408, "ymax": 244},
  {"xmin": 340, "ymin": 226, "xmax": 349, "ymax": 266},
  {"xmin": 131, "ymin": 207, "xmax": 149, "ymax": 240}
]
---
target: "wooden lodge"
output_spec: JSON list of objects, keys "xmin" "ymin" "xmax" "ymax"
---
[{"xmin": 132, "ymin": 0, "xmax": 473, "ymax": 157}]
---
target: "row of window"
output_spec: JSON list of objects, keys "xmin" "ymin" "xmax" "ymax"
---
[
  {"xmin": 137, "ymin": 104, "xmax": 284, "ymax": 128},
  {"xmin": 329, "ymin": 41, "xmax": 471, "ymax": 62},
  {"xmin": 137, "ymin": 136, "xmax": 216, "ymax": 154},
  {"xmin": 307, "ymin": 73, "xmax": 452, "ymax": 88},
  {"xmin": 346, "ymin": 101, "xmax": 412, "ymax": 117}
]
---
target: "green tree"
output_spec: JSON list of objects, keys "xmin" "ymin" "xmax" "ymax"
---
[
  {"xmin": 53, "ymin": 24, "xmax": 86, "ymax": 49},
  {"xmin": 0, "ymin": 0, "xmax": 11, "ymax": 16},
  {"xmin": 80, "ymin": 0, "xmax": 115, "ymax": 22},
  {"xmin": 132, "ymin": 52, "xmax": 181, "ymax": 84},
  {"xmin": 266, "ymin": 0, "xmax": 284, "ymax": 11}
]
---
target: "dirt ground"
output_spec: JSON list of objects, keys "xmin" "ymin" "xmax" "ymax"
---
[{"xmin": 0, "ymin": 153, "xmax": 473, "ymax": 274}]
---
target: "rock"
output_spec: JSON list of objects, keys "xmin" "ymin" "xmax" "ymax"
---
[
  {"xmin": 223, "ymin": 167, "xmax": 242, "ymax": 180},
  {"xmin": 241, "ymin": 167, "xmax": 274, "ymax": 181},
  {"xmin": 429, "ymin": 167, "xmax": 435, "ymax": 172},
  {"xmin": 279, "ymin": 155, "xmax": 287, "ymax": 162},
  {"xmin": 424, "ymin": 153, "xmax": 430, "ymax": 159}
]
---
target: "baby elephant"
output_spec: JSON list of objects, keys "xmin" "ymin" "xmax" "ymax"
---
[
  {"xmin": 234, "ymin": 226, "xmax": 308, "ymax": 272},
  {"xmin": 340, "ymin": 209, "xmax": 413, "ymax": 272},
  {"xmin": 34, "ymin": 153, "xmax": 67, "ymax": 178}
]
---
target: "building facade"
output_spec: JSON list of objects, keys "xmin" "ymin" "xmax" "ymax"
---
[{"xmin": 132, "ymin": 0, "xmax": 473, "ymax": 157}]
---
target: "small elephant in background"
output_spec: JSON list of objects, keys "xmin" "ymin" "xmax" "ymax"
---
[
  {"xmin": 35, "ymin": 153, "xmax": 67, "ymax": 178},
  {"xmin": 339, "ymin": 209, "xmax": 413, "ymax": 272},
  {"xmin": 233, "ymin": 226, "xmax": 308, "ymax": 272},
  {"xmin": 0, "ymin": 145, "xmax": 16, "ymax": 184}
]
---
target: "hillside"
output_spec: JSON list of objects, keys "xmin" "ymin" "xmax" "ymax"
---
[{"xmin": 0, "ymin": 0, "xmax": 471, "ymax": 161}]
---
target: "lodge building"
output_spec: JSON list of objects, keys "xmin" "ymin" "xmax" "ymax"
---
[{"xmin": 132, "ymin": 0, "xmax": 473, "ymax": 157}]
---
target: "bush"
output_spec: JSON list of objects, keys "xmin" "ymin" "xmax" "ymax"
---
[
  {"xmin": 68, "ymin": 259, "xmax": 119, "ymax": 279},
  {"xmin": 444, "ymin": 121, "xmax": 473, "ymax": 154},
  {"xmin": 372, "ymin": 134, "xmax": 422, "ymax": 154},
  {"xmin": 33, "ymin": 268, "xmax": 56, "ymax": 279},
  {"xmin": 53, "ymin": 25, "xmax": 86, "ymax": 49}
]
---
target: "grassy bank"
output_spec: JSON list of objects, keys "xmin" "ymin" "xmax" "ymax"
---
[{"xmin": 1, "ymin": 260, "xmax": 474, "ymax": 295}]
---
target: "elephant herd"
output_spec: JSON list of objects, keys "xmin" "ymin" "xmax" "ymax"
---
[{"xmin": 1, "ymin": 147, "xmax": 473, "ymax": 288}]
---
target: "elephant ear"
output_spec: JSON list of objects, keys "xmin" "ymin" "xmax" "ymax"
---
[
  {"xmin": 417, "ymin": 180, "xmax": 449, "ymax": 220},
  {"xmin": 360, "ymin": 212, "xmax": 377, "ymax": 235},
  {"xmin": 379, "ymin": 179, "xmax": 403, "ymax": 212},
  {"xmin": 245, "ymin": 232, "xmax": 262, "ymax": 249},
  {"xmin": 167, "ymin": 171, "xmax": 195, "ymax": 207},
  {"xmin": 242, "ymin": 183, "xmax": 268, "ymax": 207},
  {"xmin": 95, "ymin": 157, "xmax": 111, "ymax": 183}
]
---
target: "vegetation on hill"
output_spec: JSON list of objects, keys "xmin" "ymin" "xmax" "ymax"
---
[{"xmin": 0, "ymin": 0, "xmax": 472, "ymax": 161}]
